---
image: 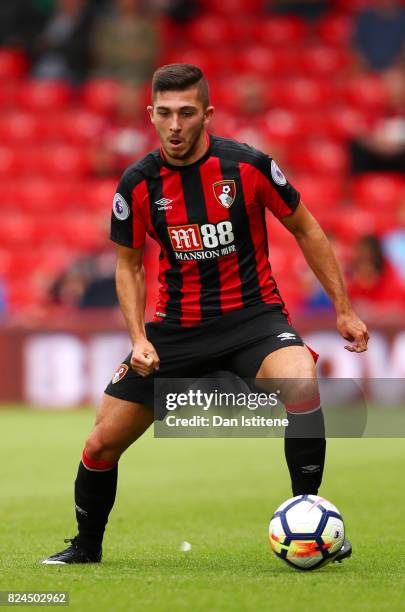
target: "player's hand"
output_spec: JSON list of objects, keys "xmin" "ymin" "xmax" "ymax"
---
[
  {"xmin": 336, "ymin": 310, "xmax": 369, "ymax": 353},
  {"xmin": 130, "ymin": 339, "xmax": 160, "ymax": 377}
]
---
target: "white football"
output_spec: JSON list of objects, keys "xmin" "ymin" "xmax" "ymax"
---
[{"xmin": 269, "ymin": 495, "xmax": 345, "ymax": 570}]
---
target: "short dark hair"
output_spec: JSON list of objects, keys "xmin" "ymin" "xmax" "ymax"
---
[{"xmin": 152, "ymin": 64, "xmax": 209, "ymax": 108}]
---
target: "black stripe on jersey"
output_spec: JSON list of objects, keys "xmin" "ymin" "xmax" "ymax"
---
[
  {"xmin": 145, "ymin": 169, "xmax": 183, "ymax": 324},
  {"xmin": 219, "ymin": 157, "xmax": 262, "ymax": 306},
  {"xmin": 212, "ymin": 136, "xmax": 299, "ymax": 211},
  {"xmin": 181, "ymin": 167, "xmax": 222, "ymax": 318}
]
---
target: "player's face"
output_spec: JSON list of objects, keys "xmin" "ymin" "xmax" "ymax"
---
[{"xmin": 148, "ymin": 87, "xmax": 214, "ymax": 165}]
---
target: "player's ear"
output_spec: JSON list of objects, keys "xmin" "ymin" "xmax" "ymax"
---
[
  {"xmin": 203, "ymin": 105, "xmax": 215, "ymax": 127},
  {"xmin": 147, "ymin": 105, "xmax": 154, "ymax": 124}
]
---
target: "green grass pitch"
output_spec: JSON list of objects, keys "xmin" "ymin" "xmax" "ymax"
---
[{"xmin": 1, "ymin": 407, "xmax": 405, "ymax": 612}]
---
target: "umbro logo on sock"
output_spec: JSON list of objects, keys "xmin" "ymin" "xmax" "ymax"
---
[
  {"xmin": 277, "ymin": 332, "xmax": 296, "ymax": 341},
  {"xmin": 301, "ymin": 465, "xmax": 320, "ymax": 473},
  {"xmin": 75, "ymin": 504, "xmax": 88, "ymax": 517}
]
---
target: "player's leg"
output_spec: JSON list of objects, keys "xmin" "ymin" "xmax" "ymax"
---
[
  {"xmin": 42, "ymin": 394, "xmax": 153, "ymax": 564},
  {"xmin": 75, "ymin": 394, "xmax": 154, "ymax": 552},
  {"xmin": 256, "ymin": 345, "xmax": 325, "ymax": 496}
]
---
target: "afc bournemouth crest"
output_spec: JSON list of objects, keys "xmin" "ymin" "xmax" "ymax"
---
[
  {"xmin": 213, "ymin": 180, "xmax": 236, "ymax": 209},
  {"xmin": 112, "ymin": 363, "xmax": 129, "ymax": 384}
]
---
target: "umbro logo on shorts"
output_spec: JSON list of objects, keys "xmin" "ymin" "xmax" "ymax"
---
[{"xmin": 277, "ymin": 332, "xmax": 297, "ymax": 341}]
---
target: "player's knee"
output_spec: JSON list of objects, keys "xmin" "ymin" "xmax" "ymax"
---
[
  {"xmin": 283, "ymin": 378, "xmax": 320, "ymax": 414},
  {"xmin": 84, "ymin": 431, "xmax": 121, "ymax": 463}
]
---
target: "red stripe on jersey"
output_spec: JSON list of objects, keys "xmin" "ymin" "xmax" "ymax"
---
[
  {"xmin": 160, "ymin": 166, "xmax": 202, "ymax": 325},
  {"xmin": 199, "ymin": 157, "xmax": 243, "ymax": 313},
  {"xmin": 239, "ymin": 162, "xmax": 281, "ymax": 306},
  {"xmin": 133, "ymin": 179, "xmax": 171, "ymax": 320}
]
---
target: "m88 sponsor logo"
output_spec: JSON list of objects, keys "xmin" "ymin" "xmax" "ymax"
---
[{"xmin": 168, "ymin": 221, "xmax": 235, "ymax": 253}]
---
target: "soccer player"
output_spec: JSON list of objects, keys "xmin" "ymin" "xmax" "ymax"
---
[{"xmin": 42, "ymin": 64, "xmax": 368, "ymax": 565}]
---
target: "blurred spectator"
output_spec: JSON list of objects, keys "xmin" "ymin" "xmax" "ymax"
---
[
  {"xmin": 91, "ymin": 82, "xmax": 155, "ymax": 176},
  {"xmin": 347, "ymin": 235, "xmax": 405, "ymax": 313},
  {"xmin": 0, "ymin": 0, "xmax": 47, "ymax": 50},
  {"xmin": 349, "ymin": 70, "xmax": 405, "ymax": 173},
  {"xmin": 148, "ymin": 0, "xmax": 199, "ymax": 21},
  {"xmin": 0, "ymin": 279, "xmax": 6, "ymax": 316},
  {"xmin": 299, "ymin": 234, "xmax": 348, "ymax": 313},
  {"xmin": 50, "ymin": 248, "xmax": 118, "ymax": 309},
  {"xmin": 383, "ymin": 199, "xmax": 405, "ymax": 281},
  {"xmin": 353, "ymin": 0, "xmax": 405, "ymax": 73},
  {"xmin": 90, "ymin": 0, "xmax": 158, "ymax": 84},
  {"xmin": 267, "ymin": 0, "xmax": 331, "ymax": 20},
  {"xmin": 32, "ymin": 0, "xmax": 95, "ymax": 83}
]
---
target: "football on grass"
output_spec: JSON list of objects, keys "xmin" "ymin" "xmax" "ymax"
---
[{"xmin": 269, "ymin": 495, "xmax": 345, "ymax": 570}]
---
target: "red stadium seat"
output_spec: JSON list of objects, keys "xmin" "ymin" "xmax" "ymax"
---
[
  {"xmin": 286, "ymin": 140, "xmax": 348, "ymax": 175},
  {"xmin": 344, "ymin": 75, "xmax": 390, "ymax": 112},
  {"xmin": 56, "ymin": 110, "xmax": 105, "ymax": 145},
  {"xmin": 253, "ymin": 16, "xmax": 307, "ymax": 45},
  {"xmin": 36, "ymin": 146, "xmax": 92, "ymax": 178},
  {"xmin": 7, "ymin": 280, "xmax": 47, "ymax": 310},
  {"xmin": 271, "ymin": 77, "xmax": 334, "ymax": 109},
  {"xmin": 298, "ymin": 46, "xmax": 351, "ymax": 76},
  {"xmin": 81, "ymin": 79, "xmax": 121, "ymax": 114},
  {"xmin": 264, "ymin": 108, "xmax": 307, "ymax": 143},
  {"xmin": 208, "ymin": 110, "xmax": 238, "ymax": 138},
  {"xmin": 57, "ymin": 215, "xmax": 107, "ymax": 250},
  {"xmin": 236, "ymin": 47, "xmax": 294, "ymax": 76},
  {"xmin": 202, "ymin": 0, "xmax": 265, "ymax": 16},
  {"xmin": 0, "ymin": 48, "xmax": 28, "ymax": 80},
  {"xmin": 330, "ymin": 208, "xmax": 398, "ymax": 241},
  {"xmin": 316, "ymin": 14, "xmax": 354, "ymax": 46},
  {"xmin": 0, "ymin": 82, "xmax": 19, "ymax": 108},
  {"xmin": 16, "ymin": 80, "xmax": 71, "ymax": 111},
  {"xmin": 76, "ymin": 180, "xmax": 117, "ymax": 212},
  {"xmin": 352, "ymin": 174, "xmax": 405, "ymax": 209},
  {"xmin": 334, "ymin": 0, "xmax": 370, "ymax": 11},
  {"xmin": 0, "ymin": 215, "xmax": 38, "ymax": 248},
  {"xmin": 294, "ymin": 175, "xmax": 345, "ymax": 210},
  {"xmin": 323, "ymin": 106, "xmax": 371, "ymax": 140},
  {"xmin": 162, "ymin": 48, "xmax": 234, "ymax": 78},
  {"xmin": 16, "ymin": 179, "xmax": 80, "ymax": 214},
  {"xmin": 0, "ymin": 146, "xmax": 25, "ymax": 176},
  {"xmin": 186, "ymin": 16, "xmax": 242, "ymax": 46},
  {"xmin": 0, "ymin": 112, "xmax": 41, "ymax": 144},
  {"xmin": 0, "ymin": 181, "xmax": 18, "ymax": 207}
]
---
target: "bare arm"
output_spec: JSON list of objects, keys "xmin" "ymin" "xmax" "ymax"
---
[
  {"xmin": 116, "ymin": 244, "xmax": 159, "ymax": 376},
  {"xmin": 281, "ymin": 201, "xmax": 369, "ymax": 352}
]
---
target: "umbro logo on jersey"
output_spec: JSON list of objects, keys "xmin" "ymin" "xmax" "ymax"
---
[
  {"xmin": 155, "ymin": 197, "xmax": 173, "ymax": 210},
  {"xmin": 277, "ymin": 332, "xmax": 297, "ymax": 341}
]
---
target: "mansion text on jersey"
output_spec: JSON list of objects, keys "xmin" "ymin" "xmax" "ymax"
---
[{"xmin": 175, "ymin": 244, "xmax": 237, "ymax": 260}]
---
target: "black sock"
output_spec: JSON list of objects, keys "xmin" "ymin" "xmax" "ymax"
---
[
  {"xmin": 284, "ymin": 408, "xmax": 326, "ymax": 496},
  {"xmin": 74, "ymin": 460, "xmax": 118, "ymax": 554}
]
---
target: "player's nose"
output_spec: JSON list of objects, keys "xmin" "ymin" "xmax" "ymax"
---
[{"xmin": 169, "ymin": 115, "xmax": 181, "ymax": 132}]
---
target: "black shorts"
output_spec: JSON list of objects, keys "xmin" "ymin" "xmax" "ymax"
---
[{"xmin": 104, "ymin": 303, "xmax": 305, "ymax": 411}]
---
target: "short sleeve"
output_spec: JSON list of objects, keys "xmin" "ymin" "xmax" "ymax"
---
[
  {"xmin": 110, "ymin": 169, "xmax": 146, "ymax": 248},
  {"xmin": 256, "ymin": 156, "xmax": 300, "ymax": 219}
]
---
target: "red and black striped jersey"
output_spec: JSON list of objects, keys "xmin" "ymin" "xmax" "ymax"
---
[{"xmin": 110, "ymin": 134, "xmax": 300, "ymax": 326}]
